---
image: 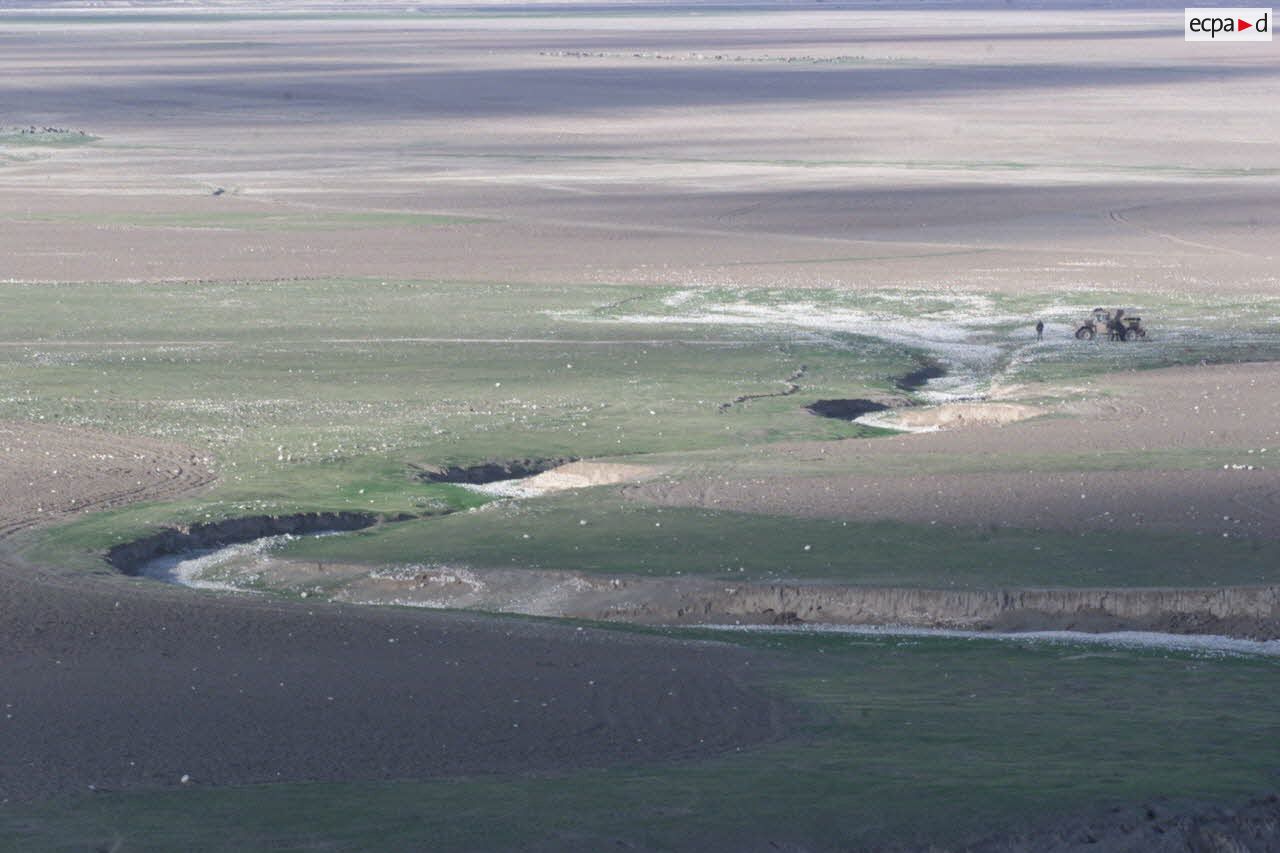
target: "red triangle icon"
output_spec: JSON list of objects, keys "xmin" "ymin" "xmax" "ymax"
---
[{"xmin": 1239, "ymin": 18, "xmax": 1253, "ymax": 29}]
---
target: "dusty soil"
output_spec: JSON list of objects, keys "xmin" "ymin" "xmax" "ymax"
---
[
  {"xmin": 0, "ymin": 422, "xmax": 788, "ymax": 804},
  {"xmin": 0, "ymin": 6, "xmax": 1276, "ymax": 295},
  {"xmin": 633, "ymin": 362, "xmax": 1280, "ymax": 540},
  {"xmin": 513, "ymin": 460, "xmax": 661, "ymax": 495},
  {"xmin": 0, "ymin": 420, "xmax": 216, "ymax": 543}
]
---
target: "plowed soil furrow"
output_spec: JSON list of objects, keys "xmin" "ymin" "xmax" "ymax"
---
[{"xmin": 0, "ymin": 420, "xmax": 787, "ymax": 804}]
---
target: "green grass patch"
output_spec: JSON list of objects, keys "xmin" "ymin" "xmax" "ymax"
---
[
  {"xmin": 0, "ymin": 279, "xmax": 914, "ymax": 482},
  {"xmin": 277, "ymin": 496, "xmax": 1280, "ymax": 589},
  {"xmin": 4, "ymin": 630, "xmax": 1277, "ymax": 851},
  {"xmin": 10, "ymin": 279, "xmax": 1280, "ymax": 582},
  {"xmin": 3, "ymin": 278, "xmax": 913, "ymax": 569},
  {"xmin": 17, "ymin": 455, "xmax": 488, "ymax": 573}
]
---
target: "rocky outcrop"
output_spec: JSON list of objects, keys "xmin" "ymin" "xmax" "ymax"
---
[{"xmin": 106, "ymin": 511, "xmax": 383, "ymax": 575}]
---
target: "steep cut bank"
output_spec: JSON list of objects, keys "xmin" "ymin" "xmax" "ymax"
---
[
  {"xmin": 804, "ymin": 362, "xmax": 944, "ymax": 422},
  {"xmin": 895, "ymin": 360, "xmax": 947, "ymax": 392},
  {"xmin": 674, "ymin": 581, "xmax": 1280, "ymax": 639},
  {"xmin": 412, "ymin": 457, "xmax": 578, "ymax": 484},
  {"xmin": 105, "ymin": 511, "xmax": 385, "ymax": 575},
  {"xmin": 281, "ymin": 563, "xmax": 1280, "ymax": 640},
  {"xmin": 805, "ymin": 398, "xmax": 892, "ymax": 419}
]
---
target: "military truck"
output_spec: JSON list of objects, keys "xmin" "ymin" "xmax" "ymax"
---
[{"xmin": 1074, "ymin": 307, "xmax": 1146, "ymax": 341}]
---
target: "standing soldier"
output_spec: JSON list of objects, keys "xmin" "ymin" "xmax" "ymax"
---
[{"xmin": 1035, "ymin": 319, "xmax": 1044, "ymax": 341}]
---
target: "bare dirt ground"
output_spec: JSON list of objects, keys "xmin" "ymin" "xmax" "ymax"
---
[
  {"xmin": 0, "ymin": 422, "xmax": 787, "ymax": 803},
  {"xmin": 1, "ymin": 5, "xmax": 1277, "ymax": 294},
  {"xmin": 873, "ymin": 401, "xmax": 1043, "ymax": 431},
  {"xmin": 632, "ymin": 362, "xmax": 1280, "ymax": 539},
  {"xmin": 0, "ymin": 420, "xmax": 215, "ymax": 542},
  {"xmin": 896, "ymin": 793, "xmax": 1280, "ymax": 853},
  {"xmin": 464, "ymin": 459, "xmax": 661, "ymax": 497}
]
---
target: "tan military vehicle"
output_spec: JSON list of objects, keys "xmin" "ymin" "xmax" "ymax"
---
[{"xmin": 1074, "ymin": 307, "xmax": 1146, "ymax": 341}]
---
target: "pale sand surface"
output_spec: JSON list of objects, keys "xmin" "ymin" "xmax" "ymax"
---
[
  {"xmin": 875, "ymin": 401, "xmax": 1043, "ymax": 430},
  {"xmin": 466, "ymin": 459, "xmax": 660, "ymax": 496}
]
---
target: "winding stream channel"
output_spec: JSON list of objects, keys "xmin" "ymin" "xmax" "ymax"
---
[{"xmin": 135, "ymin": 529, "xmax": 1280, "ymax": 659}]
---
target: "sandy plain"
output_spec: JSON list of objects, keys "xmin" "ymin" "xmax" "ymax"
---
[{"xmin": 2, "ymin": 1, "xmax": 1280, "ymax": 849}]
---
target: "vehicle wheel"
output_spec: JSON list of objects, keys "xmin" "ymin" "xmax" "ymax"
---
[{"xmin": 1075, "ymin": 326, "xmax": 1095, "ymax": 340}]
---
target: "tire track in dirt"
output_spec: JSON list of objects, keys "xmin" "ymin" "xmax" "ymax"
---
[
  {"xmin": 1109, "ymin": 205, "xmax": 1266, "ymax": 259},
  {"xmin": 0, "ymin": 421, "xmax": 216, "ymax": 546}
]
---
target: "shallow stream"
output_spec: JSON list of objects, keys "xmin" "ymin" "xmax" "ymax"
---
[
  {"xmin": 139, "ymin": 533, "xmax": 1280, "ymax": 659},
  {"xmin": 704, "ymin": 623, "xmax": 1280, "ymax": 658},
  {"xmin": 138, "ymin": 532, "xmax": 345, "ymax": 591}
]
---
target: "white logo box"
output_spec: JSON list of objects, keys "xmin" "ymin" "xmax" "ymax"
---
[{"xmin": 1186, "ymin": 7, "xmax": 1272, "ymax": 40}]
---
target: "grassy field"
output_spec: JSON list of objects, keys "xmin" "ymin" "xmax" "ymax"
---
[
  {"xmin": 10, "ymin": 279, "xmax": 1280, "ymax": 581},
  {"xmin": 4, "ymin": 626, "xmax": 1277, "ymax": 852},
  {"xmin": 0, "ymin": 280, "xmax": 907, "ymax": 467},
  {"xmin": 274, "ymin": 494, "xmax": 1280, "ymax": 590},
  {"xmin": 1, "ymin": 279, "xmax": 907, "ymax": 562}
]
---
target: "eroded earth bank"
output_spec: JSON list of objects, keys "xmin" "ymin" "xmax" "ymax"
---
[
  {"xmin": 144, "ymin": 363, "xmax": 1280, "ymax": 641},
  {"xmin": 0, "ymin": 421, "xmax": 788, "ymax": 806}
]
